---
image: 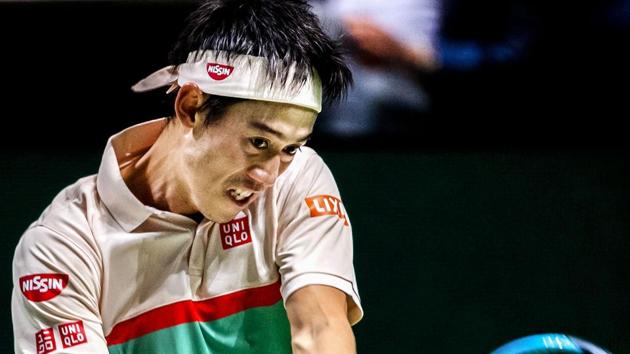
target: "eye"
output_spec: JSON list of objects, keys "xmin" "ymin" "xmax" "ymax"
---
[
  {"xmin": 283, "ymin": 145, "xmax": 302, "ymax": 156},
  {"xmin": 250, "ymin": 137, "xmax": 269, "ymax": 150}
]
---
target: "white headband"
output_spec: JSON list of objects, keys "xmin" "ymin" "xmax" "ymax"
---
[{"xmin": 132, "ymin": 50, "xmax": 322, "ymax": 113}]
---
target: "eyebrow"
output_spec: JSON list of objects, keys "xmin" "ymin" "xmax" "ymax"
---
[{"xmin": 248, "ymin": 121, "xmax": 312, "ymax": 142}]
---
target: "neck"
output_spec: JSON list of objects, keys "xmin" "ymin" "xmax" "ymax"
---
[{"xmin": 121, "ymin": 119, "xmax": 196, "ymax": 215}]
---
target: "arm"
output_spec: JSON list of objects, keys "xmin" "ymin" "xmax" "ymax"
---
[
  {"xmin": 274, "ymin": 150, "xmax": 363, "ymax": 352},
  {"xmin": 285, "ymin": 285, "xmax": 356, "ymax": 354},
  {"xmin": 12, "ymin": 225, "xmax": 109, "ymax": 353}
]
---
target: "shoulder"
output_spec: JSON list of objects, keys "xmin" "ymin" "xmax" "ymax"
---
[
  {"xmin": 277, "ymin": 146, "xmax": 330, "ymax": 187},
  {"xmin": 15, "ymin": 175, "xmax": 103, "ymax": 268},
  {"xmin": 270, "ymin": 146, "xmax": 344, "ymax": 220},
  {"xmin": 35, "ymin": 175, "xmax": 98, "ymax": 234}
]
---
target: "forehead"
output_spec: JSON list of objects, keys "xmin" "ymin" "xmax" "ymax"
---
[{"xmin": 223, "ymin": 100, "xmax": 317, "ymax": 139}]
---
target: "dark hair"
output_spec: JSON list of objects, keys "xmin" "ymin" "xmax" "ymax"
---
[{"xmin": 169, "ymin": 0, "xmax": 352, "ymax": 123}]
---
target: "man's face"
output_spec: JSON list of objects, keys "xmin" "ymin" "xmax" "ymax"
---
[{"xmin": 181, "ymin": 99, "xmax": 316, "ymax": 223}]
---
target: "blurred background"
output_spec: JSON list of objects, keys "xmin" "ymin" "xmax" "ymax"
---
[{"xmin": 1, "ymin": 0, "xmax": 629, "ymax": 353}]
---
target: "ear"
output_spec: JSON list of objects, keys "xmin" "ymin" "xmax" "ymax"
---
[{"xmin": 174, "ymin": 83, "xmax": 205, "ymax": 128}]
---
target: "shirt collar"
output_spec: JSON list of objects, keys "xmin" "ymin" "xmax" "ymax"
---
[{"xmin": 96, "ymin": 118, "xmax": 168, "ymax": 232}]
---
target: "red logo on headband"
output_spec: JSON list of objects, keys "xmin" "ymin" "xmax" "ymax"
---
[{"xmin": 207, "ymin": 63, "xmax": 234, "ymax": 80}]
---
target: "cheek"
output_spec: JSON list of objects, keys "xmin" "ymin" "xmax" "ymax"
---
[
  {"xmin": 187, "ymin": 139, "xmax": 248, "ymax": 183},
  {"xmin": 182, "ymin": 141, "xmax": 222, "ymax": 189},
  {"xmin": 213, "ymin": 142, "xmax": 248, "ymax": 175}
]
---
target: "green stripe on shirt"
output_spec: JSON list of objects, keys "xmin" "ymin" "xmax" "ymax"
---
[{"xmin": 108, "ymin": 300, "xmax": 291, "ymax": 354}]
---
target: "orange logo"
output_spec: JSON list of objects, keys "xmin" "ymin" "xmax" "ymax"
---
[{"xmin": 305, "ymin": 195, "xmax": 348, "ymax": 226}]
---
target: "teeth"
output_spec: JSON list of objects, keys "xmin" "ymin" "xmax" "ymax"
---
[{"xmin": 230, "ymin": 189, "xmax": 253, "ymax": 201}]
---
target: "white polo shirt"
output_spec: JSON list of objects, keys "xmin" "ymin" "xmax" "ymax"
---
[{"xmin": 12, "ymin": 119, "xmax": 362, "ymax": 354}]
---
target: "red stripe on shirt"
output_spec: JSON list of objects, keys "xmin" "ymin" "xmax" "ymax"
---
[{"xmin": 105, "ymin": 280, "xmax": 282, "ymax": 345}]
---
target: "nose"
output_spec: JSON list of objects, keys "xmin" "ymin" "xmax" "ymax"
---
[{"xmin": 246, "ymin": 155, "xmax": 280, "ymax": 187}]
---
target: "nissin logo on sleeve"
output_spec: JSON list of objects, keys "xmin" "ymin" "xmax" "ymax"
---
[
  {"xmin": 305, "ymin": 195, "xmax": 349, "ymax": 226},
  {"xmin": 206, "ymin": 63, "xmax": 234, "ymax": 80},
  {"xmin": 20, "ymin": 273, "xmax": 69, "ymax": 302}
]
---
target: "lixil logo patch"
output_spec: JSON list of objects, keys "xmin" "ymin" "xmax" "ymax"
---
[
  {"xmin": 220, "ymin": 214, "xmax": 252, "ymax": 250},
  {"xmin": 206, "ymin": 63, "xmax": 234, "ymax": 80},
  {"xmin": 20, "ymin": 273, "xmax": 69, "ymax": 302},
  {"xmin": 305, "ymin": 195, "xmax": 348, "ymax": 226}
]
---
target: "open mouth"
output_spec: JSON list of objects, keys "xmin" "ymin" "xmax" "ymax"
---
[{"xmin": 227, "ymin": 188, "xmax": 255, "ymax": 206}]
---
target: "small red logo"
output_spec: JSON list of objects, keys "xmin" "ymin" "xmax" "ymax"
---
[
  {"xmin": 220, "ymin": 215, "xmax": 252, "ymax": 250},
  {"xmin": 20, "ymin": 273, "xmax": 69, "ymax": 302},
  {"xmin": 304, "ymin": 195, "xmax": 348, "ymax": 226},
  {"xmin": 58, "ymin": 320, "xmax": 88, "ymax": 349},
  {"xmin": 206, "ymin": 63, "xmax": 234, "ymax": 80},
  {"xmin": 35, "ymin": 328, "xmax": 56, "ymax": 354}
]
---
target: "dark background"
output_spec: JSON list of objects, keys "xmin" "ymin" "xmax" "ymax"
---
[{"xmin": 1, "ymin": 1, "xmax": 629, "ymax": 353}]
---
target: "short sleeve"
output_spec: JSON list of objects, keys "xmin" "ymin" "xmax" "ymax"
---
[
  {"xmin": 276, "ymin": 151, "xmax": 363, "ymax": 325},
  {"xmin": 12, "ymin": 225, "xmax": 109, "ymax": 353}
]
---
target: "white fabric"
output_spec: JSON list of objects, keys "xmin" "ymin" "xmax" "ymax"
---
[
  {"xmin": 132, "ymin": 51, "xmax": 323, "ymax": 113},
  {"xmin": 12, "ymin": 119, "xmax": 362, "ymax": 353}
]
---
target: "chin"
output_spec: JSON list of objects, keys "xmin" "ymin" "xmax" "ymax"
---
[
  {"xmin": 204, "ymin": 208, "xmax": 241, "ymax": 224},
  {"xmin": 213, "ymin": 215, "xmax": 237, "ymax": 224}
]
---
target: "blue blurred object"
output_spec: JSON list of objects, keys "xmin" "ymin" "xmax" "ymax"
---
[{"xmin": 491, "ymin": 334, "xmax": 612, "ymax": 354}]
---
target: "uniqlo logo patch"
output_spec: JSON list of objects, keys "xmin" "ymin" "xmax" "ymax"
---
[
  {"xmin": 58, "ymin": 320, "xmax": 87, "ymax": 349},
  {"xmin": 35, "ymin": 328, "xmax": 56, "ymax": 354},
  {"xmin": 206, "ymin": 63, "xmax": 234, "ymax": 80},
  {"xmin": 220, "ymin": 215, "xmax": 252, "ymax": 250},
  {"xmin": 20, "ymin": 273, "xmax": 69, "ymax": 302},
  {"xmin": 305, "ymin": 195, "xmax": 348, "ymax": 226}
]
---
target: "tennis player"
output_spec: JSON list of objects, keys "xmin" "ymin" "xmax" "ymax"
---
[{"xmin": 12, "ymin": 1, "xmax": 362, "ymax": 353}]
